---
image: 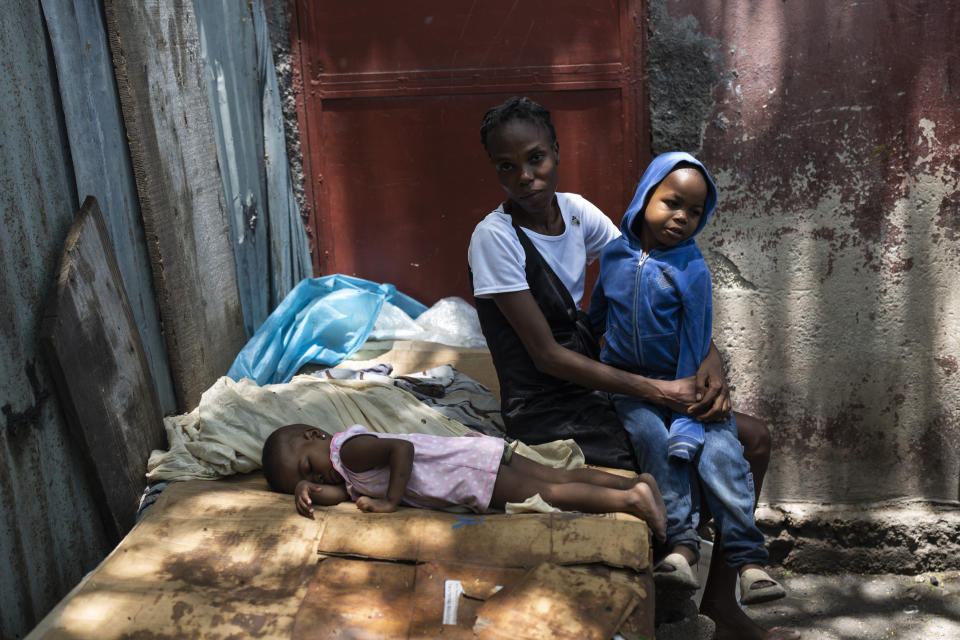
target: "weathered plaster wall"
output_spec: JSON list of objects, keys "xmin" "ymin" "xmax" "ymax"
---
[{"xmin": 650, "ymin": 0, "xmax": 960, "ymax": 506}]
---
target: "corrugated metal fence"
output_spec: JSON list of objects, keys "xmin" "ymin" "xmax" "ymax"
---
[{"xmin": 0, "ymin": 1, "xmax": 310, "ymax": 636}]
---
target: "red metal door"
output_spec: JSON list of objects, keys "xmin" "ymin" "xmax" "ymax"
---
[{"xmin": 291, "ymin": 1, "xmax": 648, "ymax": 305}]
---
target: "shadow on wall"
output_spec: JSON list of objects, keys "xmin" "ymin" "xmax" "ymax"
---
[{"xmin": 647, "ymin": 0, "xmax": 960, "ymax": 504}]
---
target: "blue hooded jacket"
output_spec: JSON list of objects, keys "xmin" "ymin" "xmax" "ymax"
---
[{"xmin": 589, "ymin": 152, "xmax": 720, "ymax": 461}]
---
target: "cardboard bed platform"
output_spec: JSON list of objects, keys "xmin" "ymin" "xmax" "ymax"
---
[
  {"xmin": 31, "ymin": 340, "xmax": 653, "ymax": 639},
  {"xmin": 28, "ymin": 474, "xmax": 654, "ymax": 639}
]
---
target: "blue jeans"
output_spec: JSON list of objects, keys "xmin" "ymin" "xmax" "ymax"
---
[{"xmin": 613, "ymin": 395, "xmax": 768, "ymax": 568}]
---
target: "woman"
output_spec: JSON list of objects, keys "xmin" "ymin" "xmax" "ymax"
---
[{"xmin": 467, "ymin": 97, "xmax": 798, "ymax": 640}]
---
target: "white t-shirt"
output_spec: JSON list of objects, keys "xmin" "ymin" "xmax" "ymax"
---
[{"xmin": 468, "ymin": 192, "xmax": 620, "ymax": 308}]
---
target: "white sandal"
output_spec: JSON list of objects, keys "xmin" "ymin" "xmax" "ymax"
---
[
  {"xmin": 654, "ymin": 552, "xmax": 699, "ymax": 590},
  {"xmin": 739, "ymin": 567, "xmax": 786, "ymax": 605}
]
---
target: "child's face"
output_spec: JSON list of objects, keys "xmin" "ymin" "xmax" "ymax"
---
[
  {"xmin": 275, "ymin": 426, "xmax": 344, "ymax": 492},
  {"xmin": 486, "ymin": 119, "xmax": 559, "ymax": 217},
  {"xmin": 639, "ymin": 168, "xmax": 707, "ymax": 251}
]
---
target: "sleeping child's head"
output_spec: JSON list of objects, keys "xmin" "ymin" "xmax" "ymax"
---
[
  {"xmin": 261, "ymin": 423, "xmax": 344, "ymax": 493},
  {"xmin": 624, "ymin": 152, "xmax": 718, "ymax": 253}
]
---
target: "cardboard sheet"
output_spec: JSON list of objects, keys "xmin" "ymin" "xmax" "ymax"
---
[
  {"xmin": 473, "ymin": 562, "xmax": 642, "ymax": 640},
  {"xmin": 317, "ymin": 508, "xmax": 651, "ymax": 571},
  {"xmin": 293, "ymin": 559, "xmax": 654, "ymax": 640},
  {"xmin": 28, "ymin": 475, "xmax": 653, "ymax": 639},
  {"xmin": 28, "ymin": 476, "xmax": 316, "ymax": 639}
]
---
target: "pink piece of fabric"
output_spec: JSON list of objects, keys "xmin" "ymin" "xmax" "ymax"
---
[{"xmin": 329, "ymin": 424, "xmax": 505, "ymax": 512}]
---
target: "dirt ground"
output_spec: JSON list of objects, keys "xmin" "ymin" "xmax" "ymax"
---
[
  {"xmin": 651, "ymin": 540, "xmax": 960, "ymax": 640},
  {"xmin": 744, "ymin": 568, "xmax": 960, "ymax": 640}
]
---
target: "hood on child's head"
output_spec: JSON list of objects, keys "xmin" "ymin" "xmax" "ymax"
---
[{"xmin": 621, "ymin": 151, "xmax": 718, "ymax": 247}]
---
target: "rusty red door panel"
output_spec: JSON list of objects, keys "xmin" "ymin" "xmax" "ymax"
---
[{"xmin": 292, "ymin": 1, "xmax": 647, "ymax": 305}]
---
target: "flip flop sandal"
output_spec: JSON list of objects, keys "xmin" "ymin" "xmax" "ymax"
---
[
  {"xmin": 653, "ymin": 552, "xmax": 699, "ymax": 590},
  {"xmin": 739, "ymin": 567, "xmax": 787, "ymax": 605}
]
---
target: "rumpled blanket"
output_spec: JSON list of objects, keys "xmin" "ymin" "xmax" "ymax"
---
[{"xmin": 146, "ymin": 375, "xmax": 583, "ymax": 483}]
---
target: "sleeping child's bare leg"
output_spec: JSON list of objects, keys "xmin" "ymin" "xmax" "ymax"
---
[
  {"xmin": 490, "ymin": 461, "xmax": 667, "ymax": 540},
  {"xmin": 509, "ymin": 453, "xmax": 645, "ymax": 489}
]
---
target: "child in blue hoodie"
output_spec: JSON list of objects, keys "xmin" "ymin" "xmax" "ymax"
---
[{"xmin": 589, "ymin": 152, "xmax": 784, "ymax": 604}]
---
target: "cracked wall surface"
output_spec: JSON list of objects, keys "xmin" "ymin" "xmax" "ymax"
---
[{"xmin": 651, "ymin": 0, "xmax": 960, "ymax": 506}]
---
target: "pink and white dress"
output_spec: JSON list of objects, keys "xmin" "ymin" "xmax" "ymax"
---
[{"xmin": 329, "ymin": 424, "xmax": 505, "ymax": 512}]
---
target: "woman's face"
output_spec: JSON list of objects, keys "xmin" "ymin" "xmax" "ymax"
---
[{"xmin": 485, "ymin": 119, "xmax": 559, "ymax": 217}]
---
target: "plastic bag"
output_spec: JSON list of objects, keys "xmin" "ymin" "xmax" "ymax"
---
[
  {"xmin": 369, "ymin": 296, "xmax": 487, "ymax": 349},
  {"xmin": 227, "ymin": 274, "xmax": 426, "ymax": 384}
]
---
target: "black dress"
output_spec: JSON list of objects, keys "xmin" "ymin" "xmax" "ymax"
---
[{"xmin": 473, "ymin": 221, "xmax": 637, "ymax": 470}]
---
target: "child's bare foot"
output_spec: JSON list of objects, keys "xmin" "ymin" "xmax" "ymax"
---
[
  {"xmin": 636, "ymin": 472, "xmax": 666, "ymax": 522},
  {"xmin": 624, "ymin": 480, "xmax": 667, "ymax": 541}
]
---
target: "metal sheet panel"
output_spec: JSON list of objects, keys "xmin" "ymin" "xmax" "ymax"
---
[
  {"xmin": 103, "ymin": 0, "xmax": 248, "ymax": 411},
  {"xmin": 0, "ymin": 4, "xmax": 114, "ymax": 637},
  {"xmin": 292, "ymin": 0, "xmax": 645, "ymax": 303},
  {"xmin": 194, "ymin": 0, "xmax": 312, "ymax": 335},
  {"xmin": 40, "ymin": 0, "xmax": 176, "ymax": 414}
]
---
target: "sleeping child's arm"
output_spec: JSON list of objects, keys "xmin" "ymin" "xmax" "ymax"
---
[
  {"xmin": 295, "ymin": 480, "xmax": 349, "ymax": 518},
  {"xmin": 339, "ymin": 435, "xmax": 414, "ymax": 513}
]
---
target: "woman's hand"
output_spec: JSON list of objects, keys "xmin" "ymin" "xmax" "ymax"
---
[
  {"xmin": 355, "ymin": 496, "xmax": 399, "ymax": 513},
  {"xmin": 652, "ymin": 377, "xmax": 700, "ymax": 413},
  {"xmin": 651, "ymin": 374, "xmax": 729, "ymax": 423},
  {"xmin": 687, "ymin": 342, "xmax": 732, "ymax": 422}
]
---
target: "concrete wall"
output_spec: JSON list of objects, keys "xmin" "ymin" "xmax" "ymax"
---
[{"xmin": 648, "ymin": 0, "xmax": 959, "ymax": 507}]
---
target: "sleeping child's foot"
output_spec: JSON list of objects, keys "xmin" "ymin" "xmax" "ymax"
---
[
  {"xmin": 625, "ymin": 479, "xmax": 667, "ymax": 541},
  {"xmin": 636, "ymin": 472, "xmax": 667, "ymax": 523}
]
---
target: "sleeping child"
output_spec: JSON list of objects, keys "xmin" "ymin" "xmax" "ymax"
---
[{"xmin": 260, "ymin": 423, "xmax": 667, "ymax": 540}]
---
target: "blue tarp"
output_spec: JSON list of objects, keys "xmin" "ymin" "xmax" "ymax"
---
[{"xmin": 227, "ymin": 275, "xmax": 426, "ymax": 385}]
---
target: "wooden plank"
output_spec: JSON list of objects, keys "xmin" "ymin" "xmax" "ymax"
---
[
  {"xmin": 40, "ymin": 196, "xmax": 166, "ymax": 540},
  {"xmin": 40, "ymin": 0, "xmax": 177, "ymax": 414},
  {"xmin": 103, "ymin": 0, "xmax": 247, "ymax": 411}
]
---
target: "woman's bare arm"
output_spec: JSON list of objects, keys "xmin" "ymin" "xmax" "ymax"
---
[{"xmin": 493, "ymin": 290, "xmax": 713, "ymax": 413}]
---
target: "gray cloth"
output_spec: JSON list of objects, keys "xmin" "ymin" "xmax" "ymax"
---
[{"xmin": 313, "ymin": 364, "xmax": 505, "ymax": 436}]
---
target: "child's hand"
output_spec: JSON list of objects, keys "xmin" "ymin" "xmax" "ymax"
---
[
  {"xmin": 355, "ymin": 496, "xmax": 399, "ymax": 513},
  {"xmin": 295, "ymin": 480, "xmax": 323, "ymax": 518},
  {"xmin": 294, "ymin": 480, "xmax": 348, "ymax": 518}
]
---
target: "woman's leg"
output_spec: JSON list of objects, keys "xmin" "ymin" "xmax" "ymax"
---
[
  {"xmin": 699, "ymin": 412, "xmax": 799, "ymax": 640},
  {"xmin": 489, "ymin": 460, "xmax": 667, "ymax": 540}
]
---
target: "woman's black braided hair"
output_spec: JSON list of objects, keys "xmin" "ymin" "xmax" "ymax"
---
[{"xmin": 479, "ymin": 96, "xmax": 558, "ymax": 153}]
